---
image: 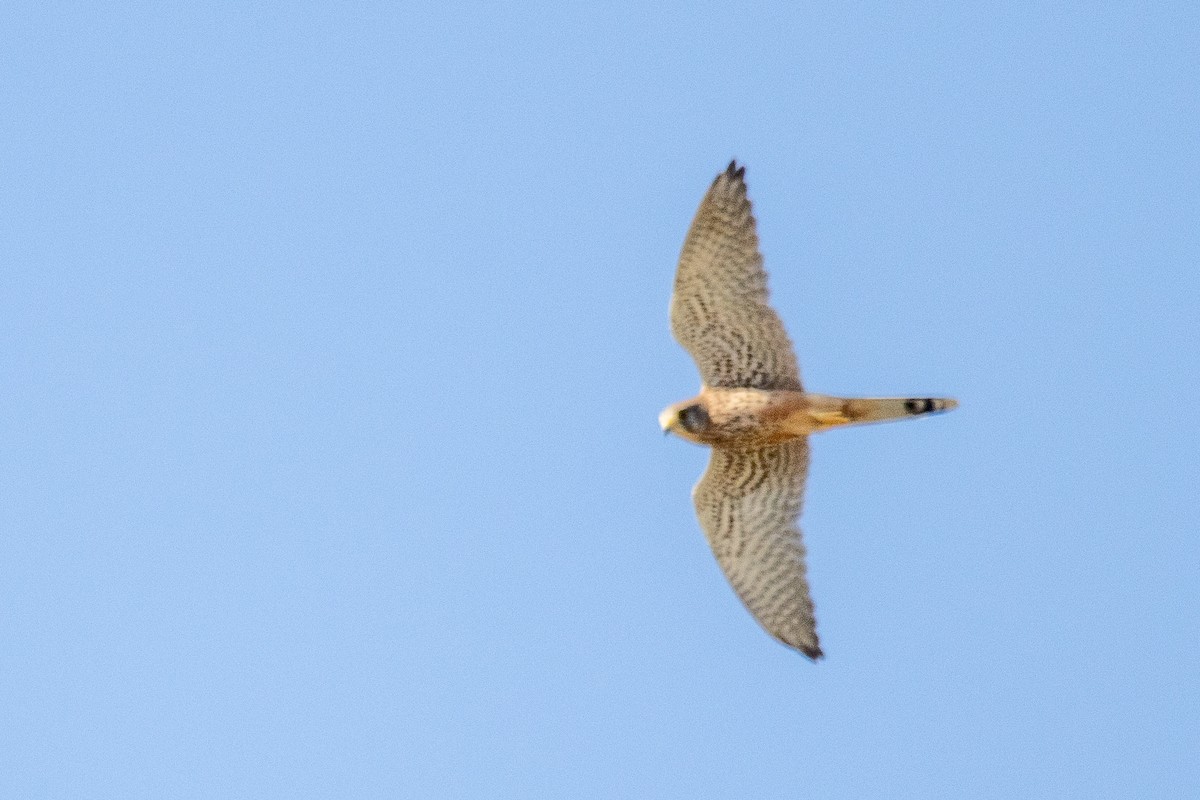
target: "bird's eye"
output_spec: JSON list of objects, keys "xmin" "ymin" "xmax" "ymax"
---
[{"xmin": 679, "ymin": 404, "xmax": 710, "ymax": 433}]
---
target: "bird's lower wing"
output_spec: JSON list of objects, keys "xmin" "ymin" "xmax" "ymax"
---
[{"xmin": 692, "ymin": 440, "xmax": 821, "ymax": 659}]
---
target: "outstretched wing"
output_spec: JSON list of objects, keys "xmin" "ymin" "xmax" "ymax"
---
[
  {"xmin": 692, "ymin": 440, "xmax": 821, "ymax": 659},
  {"xmin": 671, "ymin": 161, "xmax": 802, "ymax": 391}
]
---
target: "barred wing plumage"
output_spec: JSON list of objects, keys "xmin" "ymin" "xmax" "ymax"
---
[
  {"xmin": 692, "ymin": 440, "xmax": 821, "ymax": 659},
  {"xmin": 670, "ymin": 162, "xmax": 802, "ymax": 391}
]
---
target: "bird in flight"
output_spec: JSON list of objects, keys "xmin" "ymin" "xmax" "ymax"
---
[{"xmin": 661, "ymin": 161, "xmax": 957, "ymax": 660}]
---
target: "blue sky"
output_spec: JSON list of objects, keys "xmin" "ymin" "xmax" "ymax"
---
[{"xmin": 2, "ymin": 2, "xmax": 1197, "ymax": 797}]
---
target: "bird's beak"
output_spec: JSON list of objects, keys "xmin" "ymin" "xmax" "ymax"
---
[{"xmin": 658, "ymin": 408, "xmax": 677, "ymax": 436}]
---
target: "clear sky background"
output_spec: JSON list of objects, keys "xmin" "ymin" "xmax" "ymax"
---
[{"xmin": 2, "ymin": 2, "xmax": 1197, "ymax": 797}]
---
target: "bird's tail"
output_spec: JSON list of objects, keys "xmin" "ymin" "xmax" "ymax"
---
[{"xmin": 806, "ymin": 395, "xmax": 958, "ymax": 431}]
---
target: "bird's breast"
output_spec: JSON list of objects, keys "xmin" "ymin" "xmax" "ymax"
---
[{"xmin": 698, "ymin": 387, "xmax": 812, "ymax": 446}]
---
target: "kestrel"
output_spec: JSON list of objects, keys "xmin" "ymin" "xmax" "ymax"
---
[{"xmin": 660, "ymin": 161, "xmax": 957, "ymax": 660}]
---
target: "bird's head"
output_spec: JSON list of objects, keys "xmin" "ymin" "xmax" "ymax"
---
[{"xmin": 659, "ymin": 399, "xmax": 712, "ymax": 444}]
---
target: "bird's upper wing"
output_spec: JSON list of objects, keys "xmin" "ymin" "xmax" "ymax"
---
[
  {"xmin": 670, "ymin": 162, "xmax": 802, "ymax": 391},
  {"xmin": 692, "ymin": 440, "xmax": 820, "ymax": 659}
]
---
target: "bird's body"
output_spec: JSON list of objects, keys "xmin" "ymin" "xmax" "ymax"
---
[
  {"xmin": 661, "ymin": 161, "xmax": 956, "ymax": 660},
  {"xmin": 660, "ymin": 388, "xmax": 957, "ymax": 447}
]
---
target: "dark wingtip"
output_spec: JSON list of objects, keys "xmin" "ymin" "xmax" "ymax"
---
[
  {"xmin": 712, "ymin": 160, "xmax": 747, "ymax": 193},
  {"xmin": 800, "ymin": 644, "xmax": 824, "ymax": 662}
]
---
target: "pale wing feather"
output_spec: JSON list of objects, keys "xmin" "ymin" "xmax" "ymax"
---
[
  {"xmin": 671, "ymin": 162, "xmax": 802, "ymax": 391},
  {"xmin": 692, "ymin": 440, "xmax": 821, "ymax": 659}
]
